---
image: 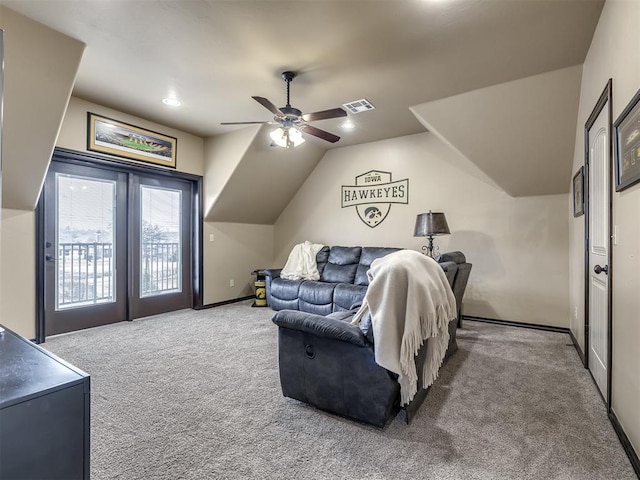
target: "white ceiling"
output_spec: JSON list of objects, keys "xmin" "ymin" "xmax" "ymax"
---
[{"xmin": 0, "ymin": 0, "xmax": 604, "ymax": 150}]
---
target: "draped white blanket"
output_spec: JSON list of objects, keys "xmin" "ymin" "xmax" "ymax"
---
[
  {"xmin": 352, "ymin": 250, "xmax": 457, "ymax": 405},
  {"xmin": 280, "ymin": 241, "xmax": 325, "ymax": 281}
]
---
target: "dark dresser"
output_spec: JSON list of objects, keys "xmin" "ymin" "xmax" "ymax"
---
[{"xmin": 0, "ymin": 325, "xmax": 90, "ymax": 479}]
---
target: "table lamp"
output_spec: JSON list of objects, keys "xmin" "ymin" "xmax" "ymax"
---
[{"xmin": 413, "ymin": 211, "xmax": 450, "ymax": 258}]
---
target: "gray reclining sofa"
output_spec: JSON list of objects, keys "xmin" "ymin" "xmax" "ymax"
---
[{"xmin": 265, "ymin": 247, "xmax": 472, "ymax": 427}]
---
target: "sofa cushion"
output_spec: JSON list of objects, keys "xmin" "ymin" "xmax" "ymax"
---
[
  {"xmin": 299, "ymin": 300, "xmax": 333, "ymax": 316},
  {"xmin": 269, "ymin": 297, "xmax": 299, "ymax": 311},
  {"xmin": 270, "ymin": 278, "xmax": 304, "ymax": 301},
  {"xmin": 297, "ymin": 280, "xmax": 337, "ymax": 316},
  {"xmin": 320, "ymin": 246, "xmax": 362, "ymax": 283},
  {"xmin": 333, "ymin": 283, "xmax": 367, "ymax": 312},
  {"xmin": 327, "ymin": 246, "xmax": 362, "ymax": 265},
  {"xmin": 354, "ymin": 247, "xmax": 401, "ymax": 286},
  {"xmin": 299, "ymin": 281, "xmax": 337, "ymax": 306},
  {"xmin": 315, "ymin": 246, "xmax": 331, "ymax": 276}
]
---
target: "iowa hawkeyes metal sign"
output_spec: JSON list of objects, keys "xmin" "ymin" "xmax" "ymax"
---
[{"xmin": 341, "ymin": 170, "xmax": 409, "ymax": 228}]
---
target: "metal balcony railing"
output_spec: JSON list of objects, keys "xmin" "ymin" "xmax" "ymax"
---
[
  {"xmin": 140, "ymin": 242, "xmax": 181, "ymax": 296},
  {"xmin": 56, "ymin": 241, "xmax": 180, "ymax": 309},
  {"xmin": 57, "ymin": 242, "xmax": 114, "ymax": 308}
]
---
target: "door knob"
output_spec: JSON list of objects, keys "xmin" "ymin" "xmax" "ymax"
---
[{"xmin": 594, "ymin": 264, "xmax": 609, "ymax": 275}]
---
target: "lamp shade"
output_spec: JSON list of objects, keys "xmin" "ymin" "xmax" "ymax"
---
[{"xmin": 413, "ymin": 211, "xmax": 450, "ymax": 237}]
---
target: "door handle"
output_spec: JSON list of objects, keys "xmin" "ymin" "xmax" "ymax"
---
[
  {"xmin": 45, "ymin": 254, "xmax": 56, "ymax": 263},
  {"xmin": 594, "ymin": 264, "xmax": 609, "ymax": 275}
]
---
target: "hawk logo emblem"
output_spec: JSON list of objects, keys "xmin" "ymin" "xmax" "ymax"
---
[{"xmin": 341, "ymin": 170, "xmax": 409, "ymax": 228}]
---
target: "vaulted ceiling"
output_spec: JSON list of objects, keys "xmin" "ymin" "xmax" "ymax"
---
[{"xmin": 0, "ymin": 0, "xmax": 603, "ymax": 210}]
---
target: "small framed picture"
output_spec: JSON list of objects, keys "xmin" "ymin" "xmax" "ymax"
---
[
  {"xmin": 87, "ymin": 112, "xmax": 177, "ymax": 168},
  {"xmin": 573, "ymin": 166, "xmax": 584, "ymax": 217},
  {"xmin": 614, "ymin": 88, "xmax": 640, "ymax": 192}
]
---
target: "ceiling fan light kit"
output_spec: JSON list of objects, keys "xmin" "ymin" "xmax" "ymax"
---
[
  {"xmin": 270, "ymin": 126, "xmax": 305, "ymax": 148},
  {"xmin": 222, "ymin": 70, "xmax": 347, "ymax": 148}
]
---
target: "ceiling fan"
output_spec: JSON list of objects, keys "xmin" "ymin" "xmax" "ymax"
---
[{"xmin": 221, "ymin": 71, "xmax": 347, "ymax": 148}]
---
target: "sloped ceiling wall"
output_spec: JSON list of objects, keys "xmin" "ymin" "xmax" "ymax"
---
[
  {"xmin": 411, "ymin": 65, "xmax": 583, "ymax": 197},
  {"xmin": 0, "ymin": 6, "xmax": 85, "ymax": 210},
  {"xmin": 205, "ymin": 125, "xmax": 326, "ymax": 224}
]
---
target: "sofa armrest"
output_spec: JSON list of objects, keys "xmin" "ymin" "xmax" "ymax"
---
[
  {"xmin": 263, "ymin": 269, "xmax": 283, "ymax": 308},
  {"xmin": 272, "ymin": 310, "xmax": 368, "ymax": 347},
  {"xmin": 264, "ymin": 268, "xmax": 282, "ymax": 279},
  {"xmin": 437, "ymin": 251, "xmax": 466, "ymax": 264}
]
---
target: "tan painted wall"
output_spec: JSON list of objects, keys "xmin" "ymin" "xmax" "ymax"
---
[
  {"xmin": 58, "ymin": 97, "xmax": 204, "ymax": 176},
  {"xmin": 275, "ymin": 132, "xmax": 569, "ymax": 327},
  {"xmin": 202, "ymin": 130, "xmax": 277, "ymax": 304},
  {"xmin": 412, "ymin": 65, "xmax": 583, "ymax": 197},
  {"xmin": 207, "ymin": 125, "xmax": 327, "ymax": 224},
  {"xmin": 0, "ymin": 6, "xmax": 85, "ymax": 211},
  {"xmin": 203, "ymin": 222, "xmax": 274, "ymax": 305},
  {"xmin": 568, "ymin": 0, "xmax": 640, "ymax": 459},
  {"xmin": 203, "ymin": 126, "xmax": 261, "ymax": 217},
  {"xmin": 1, "ymin": 209, "xmax": 35, "ymax": 338}
]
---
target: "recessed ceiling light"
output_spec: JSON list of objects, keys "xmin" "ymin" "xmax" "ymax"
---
[
  {"xmin": 162, "ymin": 98, "xmax": 182, "ymax": 107},
  {"xmin": 341, "ymin": 119, "xmax": 355, "ymax": 130}
]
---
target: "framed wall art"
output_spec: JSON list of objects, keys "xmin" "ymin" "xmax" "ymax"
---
[
  {"xmin": 573, "ymin": 166, "xmax": 584, "ymax": 217},
  {"xmin": 614, "ymin": 88, "xmax": 640, "ymax": 192},
  {"xmin": 87, "ymin": 113, "xmax": 177, "ymax": 168}
]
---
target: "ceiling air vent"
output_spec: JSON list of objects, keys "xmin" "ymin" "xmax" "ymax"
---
[{"xmin": 342, "ymin": 99, "xmax": 375, "ymax": 114}]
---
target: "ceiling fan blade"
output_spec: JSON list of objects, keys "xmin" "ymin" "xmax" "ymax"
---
[
  {"xmin": 301, "ymin": 107, "xmax": 347, "ymax": 122},
  {"xmin": 221, "ymin": 121, "xmax": 269, "ymax": 125},
  {"xmin": 252, "ymin": 96, "xmax": 284, "ymax": 116},
  {"xmin": 299, "ymin": 124, "xmax": 341, "ymax": 143}
]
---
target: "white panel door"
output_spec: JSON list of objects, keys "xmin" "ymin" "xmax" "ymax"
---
[{"xmin": 588, "ymin": 106, "xmax": 609, "ymax": 400}]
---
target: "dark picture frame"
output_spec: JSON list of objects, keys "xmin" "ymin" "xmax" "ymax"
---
[
  {"xmin": 573, "ymin": 166, "xmax": 584, "ymax": 217},
  {"xmin": 614, "ymin": 88, "xmax": 640, "ymax": 192},
  {"xmin": 87, "ymin": 112, "xmax": 177, "ymax": 168}
]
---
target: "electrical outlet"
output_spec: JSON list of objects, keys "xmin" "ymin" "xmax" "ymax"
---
[
  {"xmin": 574, "ymin": 306, "xmax": 578, "ymax": 319},
  {"xmin": 229, "ymin": 279, "xmax": 234, "ymax": 287},
  {"xmin": 209, "ymin": 234, "xmax": 215, "ymax": 242}
]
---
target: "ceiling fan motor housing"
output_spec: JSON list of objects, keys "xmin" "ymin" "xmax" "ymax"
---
[
  {"xmin": 278, "ymin": 106, "xmax": 302, "ymax": 118},
  {"xmin": 281, "ymin": 71, "xmax": 297, "ymax": 82}
]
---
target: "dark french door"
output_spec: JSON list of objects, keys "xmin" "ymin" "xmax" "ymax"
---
[
  {"xmin": 129, "ymin": 175, "xmax": 192, "ymax": 319},
  {"xmin": 41, "ymin": 157, "xmax": 197, "ymax": 337},
  {"xmin": 43, "ymin": 162, "xmax": 128, "ymax": 335}
]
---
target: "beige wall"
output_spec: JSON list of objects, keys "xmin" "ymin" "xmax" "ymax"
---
[
  {"xmin": 274, "ymin": 132, "xmax": 569, "ymax": 327},
  {"xmin": 0, "ymin": 6, "xmax": 85, "ymax": 211},
  {"xmin": 568, "ymin": 0, "xmax": 640, "ymax": 459},
  {"xmin": 203, "ymin": 126, "xmax": 261, "ymax": 217},
  {"xmin": 203, "ymin": 222, "xmax": 274, "ymax": 305},
  {"xmin": 412, "ymin": 65, "xmax": 582, "ymax": 197},
  {"xmin": 1, "ymin": 209, "xmax": 36, "ymax": 338},
  {"xmin": 59, "ymin": 97, "xmax": 204, "ymax": 176}
]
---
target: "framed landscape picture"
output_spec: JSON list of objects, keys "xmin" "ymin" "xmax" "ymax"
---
[
  {"xmin": 87, "ymin": 113, "xmax": 177, "ymax": 168},
  {"xmin": 573, "ymin": 166, "xmax": 584, "ymax": 217},
  {"xmin": 614, "ymin": 89, "xmax": 640, "ymax": 192}
]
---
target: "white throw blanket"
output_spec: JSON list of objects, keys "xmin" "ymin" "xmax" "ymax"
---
[
  {"xmin": 352, "ymin": 250, "xmax": 457, "ymax": 405},
  {"xmin": 280, "ymin": 241, "xmax": 325, "ymax": 281}
]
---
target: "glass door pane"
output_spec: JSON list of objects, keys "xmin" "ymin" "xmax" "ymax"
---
[
  {"xmin": 129, "ymin": 175, "xmax": 192, "ymax": 320},
  {"xmin": 56, "ymin": 174, "xmax": 116, "ymax": 310},
  {"xmin": 44, "ymin": 162, "xmax": 127, "ymax": 337},
  {"xmin": 140, "ymin": 185, "xmax": 182, "ymax": 297}
]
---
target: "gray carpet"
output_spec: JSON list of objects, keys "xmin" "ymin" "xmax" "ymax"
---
[{"xmin": 43, "ymin": 301, "xmax": 636, "ymax": 480}]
